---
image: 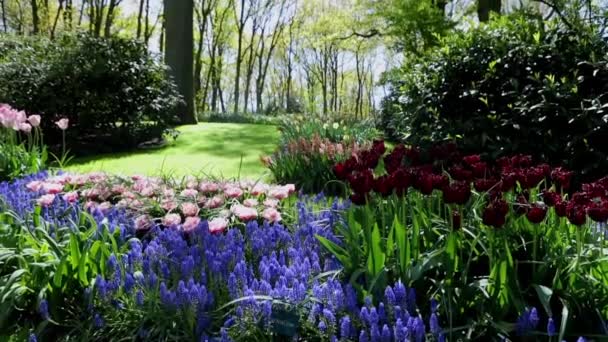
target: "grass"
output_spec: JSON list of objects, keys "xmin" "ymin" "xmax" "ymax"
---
[{"xmin": 65, "ymin": 123, "xmax": 279, "ymax": 179}]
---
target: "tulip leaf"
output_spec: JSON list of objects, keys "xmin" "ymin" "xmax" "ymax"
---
[
  {"xmin": 366, "ymin": 223, "xmax": 385, "ymax": 279},
  {"xmin": 533, "ymin": 284, "xmax": 553, "ymax": 316}
]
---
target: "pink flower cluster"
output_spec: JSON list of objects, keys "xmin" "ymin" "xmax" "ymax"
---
[
  {"xmin": 27, "ymin": 172, "xmax": 296, "ymax": 235},
  {"xmin": 0, "ymin": 103, "xmax": 41, "ymax": 133}
]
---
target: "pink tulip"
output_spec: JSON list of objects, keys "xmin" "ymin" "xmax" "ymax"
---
[
  {"xmin": 84, "ymin": 201, "xmax": 98, "ymax": 211},
  {"xmin": 243, "ymin": 198, "xmax": 258, "ymax": 207},
  {"xmin": 162, "ymin": 213, "xmax": 182, "ymax": 227},
  {"xmin": 199, "ymin": 182, "xmax": 219, "ymax": 193},
  {"xmin": 251, "ymin": 184, "xmax": 268, "ymax": 196},
  {"xmin": 181, "ymin": 202, "xmax": 200, "ymax": 217},
  {"xmin": 180, "ymin": 188, "xmax": 198, "ymax": 198},
  {"xmin": 26, "ymin": 181, "xmax": 43, "ymax": 192},
  {"xmin": 208, "ymin": 217, "xmax": 228, "ymax": 234},
  {"xmin": 225, "ymin": 186, "xmax": 243, "ymax": 198},
  {"xmin": 161, "ymin": 199, "xmax": 178, "ymax": 211},
  {"xmin": 27, "ymin": 115, "xmax": 41, "ymax": 127},
  {"xmin": 263, "ymin": 207, "xmax": 282, "ymax": 223},
  {"xmin": 37, "ymin": 194, "xmax": 56, "ymax": 207},
  {"xmin": 62, "ymin": 191, "xmax": 79, "ymax": 203},
  {"xmin": 55, "ymin": 118, "xmax": 69, "ymax": 130},
  {"xmin": 263, "ymin": 198, "xmax": 279, "ymax": 208},
  {"xmin": 268, "ymin": 187, "xmax": 289, "ymax": 200},
  {"xmin": 42, "ymin": 182, "xmax": 64, "ymax": 194},
  {"xmin": 98, "ymin": 201, "xmax": 112, "ymax": 214},
  {"xmin": 19, "ymin": 122, "xmax": 32, "ymax": 133},
  {"xmin": 204, "ymin": 195, "xmax": 224, "ymax": 209},
  {"xmin": 231, "ymin": 204, "xmax": 258, "ymax": 221},
  {"xmin": 135, "ymin": 215, "xmax": 152, "ymax": 231},
  {"xmin": 183, "ymin": 216, "xmax": 201, "ymax": 232}
]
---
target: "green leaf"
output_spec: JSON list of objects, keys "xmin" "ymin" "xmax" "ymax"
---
[
  {"xmin": 557, "ymin": 300, "xmax": 569, "ymax": 341},
  {"xmin": 394, "ymin": 215, "xmax": 409, "ymax": 277},
  {"xmin": 533, "ymin": 284, "xmax": 553, "ymax": 316},
  {"xmin": 366, "ymin": 224, "xmax": 386, "ymax": 279},
  {"xmin": 69, "ymin": 235, "xmax": 81, "ymax": 269},
  {"xmin": 316, "ymin": 235, "xmax": 352, "ymax": 270}
]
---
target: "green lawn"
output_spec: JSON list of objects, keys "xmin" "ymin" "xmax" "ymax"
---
[{"xmin": 66, "ymin": 123, "xmax": 279, "ymax": 179}]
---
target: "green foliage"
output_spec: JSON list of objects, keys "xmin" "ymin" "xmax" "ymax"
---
[
  {"xmin": 0, "ymin": 208, "xmax": 122, "ymax": 339},
  {"xmin": 380, "ymin": 14, "xmax": 608, "ymax": 180},
  {"xmin": 0, "ymin": 33, "xmax": 182, "ymax": 156},
  {"xmin": 266, "ymin": 114, "xmax": 379, "ymax": 194}
]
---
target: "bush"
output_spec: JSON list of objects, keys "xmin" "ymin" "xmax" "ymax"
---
[
  {"xmin": 0, "ymin": 33, "xmax": 182, "ymax": 156},
  {"xmin": 198, "ymin": 111, "xmax": 282, "ymax": 125},
  {"xmin": 380, "ymin": 15, "xmax": 608, "ymax": 181},
  {"xmin": 264, "ymin": 135, "xmax": 368, "ymax": 195}
]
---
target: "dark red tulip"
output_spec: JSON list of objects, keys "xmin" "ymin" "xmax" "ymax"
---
[
  {"xmin": 350, "ymin": 192, "xmax": 367, "ymax": 205},
  {"xmin": 391, "ymin": 167, "xmax": 413, "ymax": 195},
  {"xmin": 551, "ymin": 167, "xmax": 574, "ymax": 191},
  {"xmin": 526, "ymin": 204, "xmax": 548, "ymax": 223},
  {"xmin": 566, "ymin": 203, "xmax": 587, "ymax": 225},
  {"xmin": 333, "ymin": 162, "xmax": 349, "ymax": 180},
  {"xmin": 555, "ymin": 201, "xmax": 567, "ymax": 217},
  {"xmin": 414, "ymin": 172, "xmax": 434, "ymax": 195},
  {"xmin": 443, "ymin": 181, "xmax": 471, "ymax": 205},
  {"xmin": 373, "ymin": 175, "xmax": 394, "ymax": 197},
  {"xmin": 372, "ymin": 140, "xmax": 386, "ymax": 156},
  {"xmin": 348, "ymin": 170, "xmax": 374, "ymax": 194},
  {"xmin": 463, "ymin": 155, "xmax": 481, "ymax": 165},
  {"xmin": 482, "ymin": 198, "xmax": 509, "ymax": 228},
  {"xmin": 474, "ymin": 178, "xmax": 500, "ymax": 192},
  {"xmin": 431, "ymin": 174, "xmax": 449, "ymax": 190},
  {"xmin": 523, "ymin": 167, "xmax": 545, "ymax": 188},
  {"xmin": 587, "ymin": 200, "xmax": 608, "ymax": 222},
  {"xmin": 450, "ymin": 166, "xmax": 473, "ymax": 181},
  {"xmin": 541, "ymin": 190, "xmax": 562, "ymax": 207},
  {"xmin": 405, "ymin": 147, "xmax": 421, "ymax": 165},
  {"xmin": 471, "ymin": 162, "xmax": 488, "ymax": 178}
]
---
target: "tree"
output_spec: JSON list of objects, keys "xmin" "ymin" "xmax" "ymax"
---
[
  {"xmin": 164, "ymin": 0, "xmax": 197, "ymax": 124},
  {"xmin": 478, "ymin": 0, "xmax": 501, "ymax": 22}
]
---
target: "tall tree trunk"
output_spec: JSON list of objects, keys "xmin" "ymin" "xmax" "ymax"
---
[
  {"xmin": 477, "ymin": 0, "xmax": 501, "ymax": 22},
  {"xmin": 1, "ymin": 0, "xmax": 6, "ymax": 32},
  {"xmin": 232, "ymin": 0, "xmax": 248, "ymax": 114},
  {"xmin": 51, "ymin": 0, "xmax": 63, "ymax": 38},
  {"xmin": 78, "ymin": 0, "xmax": 86, "ymax": 26},
  {"xmin": 104, "ymin": 0, "xmax": 120, "ymax": 37},
  {"xmin": 144, "ymin": 0, "xmax": 151, "ymax": 44},
  {"xmin": 164, "ymin": 0, "xmax": 196, "ymax": 124},
  {"xmin": 64, "ymin": 0, "xmax": 72, "ymax": 29},
  {"xmin": 243, "ymin": 21, "xmax": 257, "ymax": 113},
  {"xmin": 137, "ymin": 0, "xmax": 145, "ymax": 38},
  {"xmin": 31, "ymin": 0, "xmax": 39, "ymax": 33}
]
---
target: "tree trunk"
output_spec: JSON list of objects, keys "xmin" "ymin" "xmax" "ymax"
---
[
  {"xmin": 78, "ymin": 0, "xmax": 85, "ymax": 26},
  {"xmin": 51, "ymin": 0, "xmax": 63, "ymax": 38},
  {"xmin": 104, "ymin": 0, "xmax": 119, "ymax": 36},
  {"xmin": 477, "ymin": 0, "xmax": 501, "ymax": 22},
  {"xmin": 136, "ymin": 0, "xmax": 144, "ymax": 38},
  {"xmin": 164, "ymin": 0, "xmax": 197, "ymax": 124},
  {"xmin": 232, "ymin": 0, "xmax": 247, "ymax": 114},
  {"xmin": 1, "ymin": 0, "xmax": 6, "ymax": 32},
  {"xmin": 31, "ymin": 0, "xmax": 39, "ymax": 33}
]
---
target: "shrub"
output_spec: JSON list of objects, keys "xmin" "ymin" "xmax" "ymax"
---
[
  {"xmin": 380, "ymin": 15, "xmax": 608, "ymax": 181},
  {"xmin": 0, "ymin": 33, "xmax": 182, "ymax": 156},
  {"xmin": 198, "ymin": 111, "xmax": 282, "ymax": 125},
  {"xmin": 278, "ymin": 114, "xmax": 380, "ymax": 146}
]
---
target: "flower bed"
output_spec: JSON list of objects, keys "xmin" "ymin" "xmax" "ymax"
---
[{"xmin": 1, "ymin": 143, "xmax": 604, "ymax": 341}]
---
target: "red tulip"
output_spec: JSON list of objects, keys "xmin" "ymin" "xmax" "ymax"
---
[
  {"xmin": 443, "ymin": 181, "xmax": 471, "ymax": 205},
  {"xmin": 526, "ymin": 204, "xmax": 547, "ymax": 223},
  {"xmin": 587, "ymin": 200, "xmax": 608, "ymax": 222},
  {"xmin": 463, "ymin": 154, "xmax": 481, "ymax": 165}
]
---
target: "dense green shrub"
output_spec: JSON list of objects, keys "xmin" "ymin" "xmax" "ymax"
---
[
  {"xmin": 198, "ymin": 111, "xmax": 282, "ymax": 125},
  {"xmin": 0, "ymin": 33, "xmax": 182, "ymax": 156},
  {"xmin": 380, "ymin": 15, "xmax": 608, "ymax": 180}
]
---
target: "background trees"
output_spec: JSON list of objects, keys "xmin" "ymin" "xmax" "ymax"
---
[{"xmin": 1, "ymin": 0, "xmax": 599, "ymax": 122}]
